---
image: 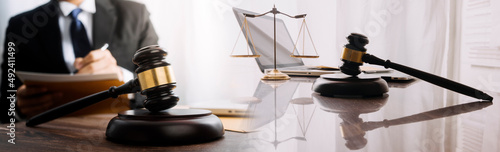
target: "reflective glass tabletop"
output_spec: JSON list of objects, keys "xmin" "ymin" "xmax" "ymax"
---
[{"xmin": 220, "ymin": 76, "xmax": 497, "ymax": 152}]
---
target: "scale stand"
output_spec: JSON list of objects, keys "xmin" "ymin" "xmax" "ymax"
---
[{"xmin": 262, "ymin": 69, "xmax": 290, "ymax": 80}]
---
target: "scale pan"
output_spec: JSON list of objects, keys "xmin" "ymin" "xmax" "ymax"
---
[
  {"xmin": 290, "ymin": 54, "xmax": 319, "ymax": 58},
  {"xmin": 230, "ymin": 55, "xmax": 261, "ymax": 58}
]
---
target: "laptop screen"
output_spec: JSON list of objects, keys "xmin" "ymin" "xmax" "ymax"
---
[{"xmin": 233, "ymin": 7, "xmax": 304, "ymax": 72}]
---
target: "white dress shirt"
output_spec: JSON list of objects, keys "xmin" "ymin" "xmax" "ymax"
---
[{"xmin": 58, "ymin": 0, "xmax": 133, "ymax": 82}]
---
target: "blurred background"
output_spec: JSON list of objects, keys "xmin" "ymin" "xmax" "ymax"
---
[{"xmin": 0, "ymin": 0, "xmax": 499, "ymax": 107}]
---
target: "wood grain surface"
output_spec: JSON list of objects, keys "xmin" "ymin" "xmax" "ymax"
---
[{"xmin": 0, "ymin": 114, "xmax": 255, "ymax": 151}]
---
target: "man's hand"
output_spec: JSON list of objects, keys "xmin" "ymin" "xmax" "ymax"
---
[
  {"xmin": 74, "ymin": 49, "xmax": 123, "ymax": 80},
  {"xmin": 17, "ymin": 85, "xmax": 63, "ymax": 118}
]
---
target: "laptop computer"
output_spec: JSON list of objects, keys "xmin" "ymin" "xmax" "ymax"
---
[{"xmin": 232, "ymin": 7, "xmax": 339, "ymax": 76}]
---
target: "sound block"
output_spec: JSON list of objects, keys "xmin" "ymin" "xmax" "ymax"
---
[
  {"xmin": 106, "ymin": 109, "xmax": 224, "ymax": 145},
  {"xmin": 313, "ymin": 74, "xmax": 388, "ymax": 98},
  {"xmin": 312, "ymin": 93, "xmax": 388, "ymax": 114}
]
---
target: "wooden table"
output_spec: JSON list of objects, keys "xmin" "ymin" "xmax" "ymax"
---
[{"xmin": 1, "ymin": 114, "xmax": 255, "ymax": 151}]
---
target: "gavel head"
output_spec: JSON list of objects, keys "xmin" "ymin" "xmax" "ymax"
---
[
  {"xmin": 132, "ymin": 45, "xmax": 179, "ymax": 112},
  {"xmin": 338, "ymin": 113, "xmax": 368, "ymax": 150},
  {"xmin": 339, "ymin": 33, "xmax": 369, "ymax": 76}
]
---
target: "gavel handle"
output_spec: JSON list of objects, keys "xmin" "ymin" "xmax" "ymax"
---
[
  {"xmin": 26, "ymin": 91, "xmax": 111, "ymax": 127},
  {"xmin": 363, "ymin": 54, "xmax": 493, "ymax": 101},
  {"xmin": 26, "ymin": 79, "xmax": 139, "ymax": 127},
  {"xmin": 362, "ymin": 101, "xmax": 492, "ymax": 131}
]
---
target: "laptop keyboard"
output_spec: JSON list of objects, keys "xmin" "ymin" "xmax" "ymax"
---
[
  {"xmin": 281, "ymin": 66, "xmax": 313, "ymax": 70},
  {"xmin": 281, "ymin": 66, "xmax": 339, "ymax": 71}
]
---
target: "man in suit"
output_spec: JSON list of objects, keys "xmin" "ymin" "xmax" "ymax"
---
[{"xmin": 1, "ymin": 0, "xmax": 158, "ymax": 122}]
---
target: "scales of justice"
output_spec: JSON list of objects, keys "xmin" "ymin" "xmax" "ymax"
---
[{"xmin": 230, "ymin": 5, "xmax": 319, "ymax": 80}]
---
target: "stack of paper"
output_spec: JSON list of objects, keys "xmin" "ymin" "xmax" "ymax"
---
[{"xmin": 16, "ymin": 71, "xmax": 130, "ymax": 115}]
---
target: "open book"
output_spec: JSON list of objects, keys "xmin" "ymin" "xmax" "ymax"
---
[{"xmin": 16, "ymin": 71, "xmax": 130, "ymax": 115}]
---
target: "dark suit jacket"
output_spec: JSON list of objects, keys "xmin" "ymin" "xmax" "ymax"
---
[{"xmin": 1, "ymin": 0, "xmax": 159, "ymax": 122}]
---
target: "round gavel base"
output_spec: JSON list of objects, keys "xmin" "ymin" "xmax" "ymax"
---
[
  {"xmin": 313, "ymin": 74, "xmax": 389, "ymax": 98},
  {"xmin": 106, "ymin": 109, "xmax": 224, "ymax": 145}
]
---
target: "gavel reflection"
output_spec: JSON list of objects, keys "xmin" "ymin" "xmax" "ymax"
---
[{"xmin": 312, "ymin": 93, "xmax": 492, "ymax": 150}]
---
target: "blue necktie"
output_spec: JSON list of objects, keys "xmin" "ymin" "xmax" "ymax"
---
[{"xmin": 70, "ymin": 8, "xmax": 91, "ymax": 58}]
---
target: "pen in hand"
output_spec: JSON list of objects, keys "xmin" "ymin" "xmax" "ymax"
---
[
  {"xmin": 99, "ymin": 43, "xmax": 109, "ymax": 51},
  {"xmin": 73, "ymin": 43, "xmax": 109, "ymax": 74}
]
